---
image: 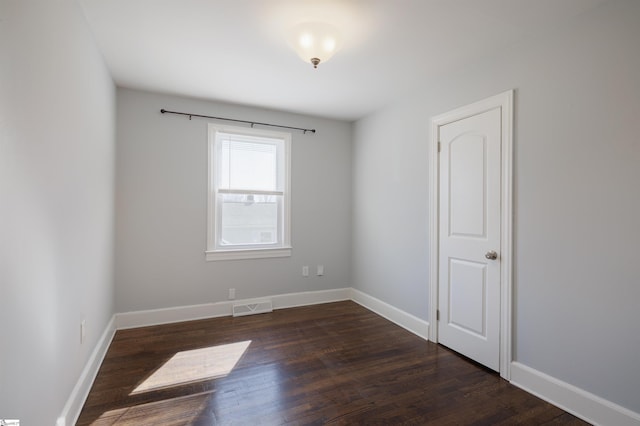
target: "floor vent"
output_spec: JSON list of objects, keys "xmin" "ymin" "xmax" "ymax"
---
[{"xmin": 232, "ymin": 300, "xmax": 273, "ymax": 317}]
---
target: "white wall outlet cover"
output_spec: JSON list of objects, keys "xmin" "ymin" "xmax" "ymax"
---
[
  {"xmin": 317, "ymin": 265, "xmax": 324, "ymax": 276},
  {"xmin": 302, "ymin": 266, "xmax": 309, "ymax": 277}
]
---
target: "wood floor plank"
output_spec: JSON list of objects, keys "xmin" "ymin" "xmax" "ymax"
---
[{"xmin": 77, "ymin": 301, "xmax": 589, "ymax": 425}]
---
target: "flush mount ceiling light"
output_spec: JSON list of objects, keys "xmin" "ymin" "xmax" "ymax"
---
[{"xmin": 287, "ymin": 21, "xmax": 342, "ymax": 69}]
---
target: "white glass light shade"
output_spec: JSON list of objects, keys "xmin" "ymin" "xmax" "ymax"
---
[{"xmin": 287, "ymin": 22, "xmax": 342, "ymax": 68}]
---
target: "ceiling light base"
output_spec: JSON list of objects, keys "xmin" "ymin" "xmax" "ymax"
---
[{"xmin": 310, "ymin": 58, "xmax": 321, "ymax": 69}]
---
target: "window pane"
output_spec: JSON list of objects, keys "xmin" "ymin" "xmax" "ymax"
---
[
  {"xmin": 207, "ymin": 124, "xmax": 291, "ymax": 258},
  {"xmin": 220, "ymin": 193, "xmax": 279, "ymax": 245},
  {"xmin": 219, "ymin": 136, "xmax": 279, "ymax": 192}
]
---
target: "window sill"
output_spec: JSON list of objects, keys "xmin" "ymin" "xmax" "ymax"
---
[{"xmin": 205, "ymin": 246, "xmax": 292, "ymax": 261}]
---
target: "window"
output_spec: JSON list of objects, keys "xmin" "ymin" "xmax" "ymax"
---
[{"xmin": 206, "ymin": 124, "xmax": 291, "ymax": 261}]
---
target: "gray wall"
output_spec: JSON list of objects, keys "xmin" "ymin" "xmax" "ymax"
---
[
  {"xmin": 352, "ymin": 0, "xmax": 640, "ymax": 414},
  {"xmin": 0, "ymin": 0, "xmax": 115, "ymax": 424},
  {"xmin": 115, "ymin": 89, "xmax": 351, "ymax": 313}
]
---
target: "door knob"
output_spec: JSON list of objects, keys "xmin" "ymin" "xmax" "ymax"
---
[{"xmin": 485, "ymin": 250, "xmax": 498, "ymax": 260}]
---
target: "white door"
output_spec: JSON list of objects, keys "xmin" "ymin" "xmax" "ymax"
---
[{"xmin": 437, "ymin": 107, "xmax": 502, "ymax": 371}]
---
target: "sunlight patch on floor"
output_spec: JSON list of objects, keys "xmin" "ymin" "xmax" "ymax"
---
[{"xmin": 131, "ymin": 341, "xmax": 251, "ymax": 395}]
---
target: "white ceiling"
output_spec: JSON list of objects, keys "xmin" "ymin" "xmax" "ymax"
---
[{"xmin": 79, "ymin": 0, "xmax": 608, "ymax": 121}]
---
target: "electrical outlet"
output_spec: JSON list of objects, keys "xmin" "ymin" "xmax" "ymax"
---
[
  {"xmin": 228, "ymin": 288, "xmax": 236, "ymax": 300},
  {"xmin": 317, "ymin": 265, "xmax": 324, "ymax": 276},
  {"xmin": 302, "ymin": 266, "xmax": 309, "ymax": 277},
  {"xmin": 80, "ymin": 320, "xmax": 86, "ymax": 344}
]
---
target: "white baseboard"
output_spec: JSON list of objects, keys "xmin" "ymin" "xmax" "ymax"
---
[
  {"xmin": 510, "ymin": 362, "xmax": 640, "ymax": 426},
  {"xmin": 350, "ymin": 288, "xmax": 429, "ymax": 340},
  {"xmin": 116, "ymin": 287, "xmax": 351, "ymax": 329},
  {"xmin": 272, "ymin": 287, "xmax": 351, "ymax": 309},
  {"xmin": 57, "ymin": 316, "xmax": 116, "ymax": 426},
  {"xmin": 115, "ymin": 300, "xmax": 232, "ymax": 329}
]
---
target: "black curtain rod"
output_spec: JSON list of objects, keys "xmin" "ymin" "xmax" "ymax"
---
[{"xmin": 160, "ymin": 108, "xmax": 316, "ymax": 134}]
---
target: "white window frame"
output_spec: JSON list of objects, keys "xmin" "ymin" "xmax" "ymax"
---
[{"xmin": 206, "ymin": 123, "xmax": 292, "ymax": 261}]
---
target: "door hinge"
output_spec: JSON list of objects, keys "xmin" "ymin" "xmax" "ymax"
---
[
  {"xmin": 436, "ymin": 309, "xmax": 440, "ymax": 321},
  {"xmin": 437, "ymin": 141, "xmax": 441, "ymax": 153}
]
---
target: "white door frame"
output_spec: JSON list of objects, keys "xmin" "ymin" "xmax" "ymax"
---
[{"xmin": 428, "ymin": 90, "xmax": 514, "ymax": 380}]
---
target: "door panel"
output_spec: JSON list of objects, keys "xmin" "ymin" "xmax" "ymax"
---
[
  {"xmin": 438, "ymin": 107, "xmax": 501, "ymax": 371},
  {"xmin": 449, "ymin": 258, "xmax": 486, "ymax": 337},
  {"xmin": 449, "ymin": 134, "xmax": 486, "ymax": 238}
]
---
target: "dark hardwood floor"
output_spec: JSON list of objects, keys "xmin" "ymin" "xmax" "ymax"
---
[{"xmin": 77, "ymin": 301, "xmax": 588, "ymax": 425}]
